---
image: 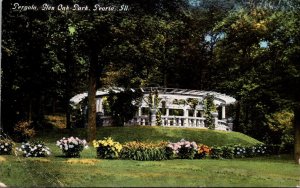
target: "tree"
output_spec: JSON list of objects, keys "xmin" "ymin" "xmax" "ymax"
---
[{"xmin": 212, "ymin": 4, "xmax": 300, "ymax": 163}]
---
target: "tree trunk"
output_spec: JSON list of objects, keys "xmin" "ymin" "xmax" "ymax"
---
[
  {"xmin": 65, "ymin": 36, "xmax": 73, "ymax": 129},
  {"xmin": 87, "ymin": 46, "xmax": 98, "ymax": 142},
  {"xmin": 294, "ymin": 105, "xmax": 300, "ymax": 164}
]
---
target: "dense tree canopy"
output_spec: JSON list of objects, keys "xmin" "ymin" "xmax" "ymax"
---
[{"xmin": 1, "ymin": 0, "xmax": 299, "ymax": 162}]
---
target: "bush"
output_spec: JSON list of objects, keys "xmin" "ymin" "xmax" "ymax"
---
[
  {"xmin": 167, "ymin": 139, "xmax": 198, "ymax": 159},
  {"xmin": 243, "ymin": 144, "xmax": 266, "ymax": 157},
  {"xmin": 210, "ymin": 146, "xmax": 223, "ymax": 159},
  {"xmin": 14, "ymin": 121, "xmax": 36, "ymax": 141},
  {"xmin": 93, "ymin": 137, "xmax": 122, "ymax": 159},
  {"xmin": 17, "ymin": 141, "xmax": 51, "ymax": 157},
  {"xmin": 253, "ymin": 144, "xmax": 267, "ymax": 156},
  {"xmin": 195, "ymin": 144, "xmax": 211, "ymax": 159},
  {"xmin": 57, "ymin": 137, "xmax": 88, "ymax": 157},
  {"xmin": 0, "ymin": 139, "xmax": 14, "ymax": 155},
  {"xmin": 233, "ymin": 145, "xmax": 246, "ymax": 158},
  {"xmin": 121, "ymin": 141, "xmax": 167, "ymax": 161},
  {"xmin": 221, "ymin": 146, "xmax": 234, "ymax": 159},
  {"xmin": 265, "ymin": 144, "xmax": 280, "ymax": 155}
]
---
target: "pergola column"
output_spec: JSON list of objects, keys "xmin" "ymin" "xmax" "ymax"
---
[
  {"xmin": 183, "ymin": 108, "xmax": 188, "ymax": 127},
  {"xmin": 166, "ymin": 108, "xmax": 169, "ymax": 116},
  {"xmin": 150, "ymin": 108, "xmax": 157, "ymax": 126},
  {"xmin": 138, "ymin": 107, "xmax": 142, "ymax": 116},
  {"xmin": 221, "ymin": 103, "xmax": 226, "ymax": 120},
  {"xmin": 96, "ymin": 98, "xmax": 103, "ymax": 113}
]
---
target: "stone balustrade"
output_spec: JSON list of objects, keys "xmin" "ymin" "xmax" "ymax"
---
[{"xmin": 98, "ymin": 115, "xmax": 231, "ymax": 131}]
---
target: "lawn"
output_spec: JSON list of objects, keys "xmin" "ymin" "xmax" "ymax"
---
[
  {"xmin": 36, "ymin": 126, "xmax": 262, "ymax": 146},
  {"xmin": 1, "ymin": 126, "xmax": 299, "ymax": 187},
  {"xmin": 0, "ymin": 150, "xmax": 299, "ymax": 187}
]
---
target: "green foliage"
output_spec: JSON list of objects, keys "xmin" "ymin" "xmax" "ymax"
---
[
  {"xmin": 17, "ymin": 140, "xmax": 51, "ymax": 157},
  {"xmin": 37, "ymin": 126, "xmax": 262, "ymax": 146},
  {"xmin": 121, "ymin": 141, "xmax": 167, "ymax": 161},
  {"xmin": 220, "ymin": 146, "xmax": 234, "ymax": 159},
  {"xmin": 121, "ymin": 141, "xmax": 166, "ymax": 161},
  {"xmin": 107, "ymin": 89, "xmax": 142, "ymax": 126},
  {"xmin": 210, "ymin": 147, "xmax": 223, "ymax": 159},
  {"xmin": 0, "ymin": 139, "xmax": 14, "ymax": 155},
  {"xmin": 56, "ymin": 137, "xmax": 88, "ymax": 158},
  {"xmin": 266, "ymin": 110, "xmax": 294, "ymax": 152},
  {"xmin": 14, "ymin": 121, "xmax": 36, "ymax": 142},
  {"xmin": 187, "ymin": 98, "xmax": 199, "ymax": 109},
  {"xmin": 204, "ymin": 95, "xmax": 216, "ymax": 129},
  {"xmin": 1, "ymin": 151, "xmax": 299, "ymax": 187},
  {"xmin": 93, "ymin": 137, "xmax": 123, "ymax": 159},
  {"xmin": 233, "ymin": 144, "xmax": 247, "ymax": 158}
]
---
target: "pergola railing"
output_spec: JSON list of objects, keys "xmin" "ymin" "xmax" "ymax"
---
[{"xmin": 99, "ymin": 115, "xmax": 231, "ymax": 131}]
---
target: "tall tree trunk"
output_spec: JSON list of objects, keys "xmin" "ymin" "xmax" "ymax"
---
[
  {"xmin": 65, "ymin": 36, "xmax": 73, "ymax": 129},
  {"xmin": 294, "ymin": 105, "xmax": 300, "ymax": 164},
  {"xmin": 87, "ymin": 46, "xmax": 98, "ymax": 142}
]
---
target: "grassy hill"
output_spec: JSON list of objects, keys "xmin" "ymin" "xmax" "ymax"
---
[{"xmin": 37, "ymin": 126, "xmax": 262, "ymax": 146}]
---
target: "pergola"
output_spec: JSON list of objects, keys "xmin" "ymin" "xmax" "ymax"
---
[{"xmin": 70, "ymin": 87, "xmax": 236, "ymax": 131}]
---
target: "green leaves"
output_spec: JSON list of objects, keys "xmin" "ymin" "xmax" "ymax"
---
[{"xmin": 68, "ymin": 25, "xmax": 76, "ymax": 36}]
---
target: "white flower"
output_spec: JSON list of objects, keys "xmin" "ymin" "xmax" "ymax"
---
[
  {"xmin": 4, "ymin": 149, "xmax": 7, "ymax": 151},
  {"xmin": 0, "ymin": 145, "xmax": 4, "ymax": 148},
  {"xmin": 5, "ymin": 143, "xmax": 8, "ymax": 146},
  {"xmin": 64, "ymin": 146, "xmax": 69, "ymax": 150},
  {"xmin": 69, "ymin": 145, "xmax": 74, "ymax": 149}
]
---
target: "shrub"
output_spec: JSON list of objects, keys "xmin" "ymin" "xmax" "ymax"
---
[
  {"xmin": 0, "ymin": 139, "xmax": 14, "ymax": 155},
  {"xmin": 17, "ymin": 141, "xmax": 51, "ymax": 157},
  {"xmin": 167, "ymin": 139, "xmax": 198, "ymax": 159},
  {"xmin": 121, "ymin": 141, "xmax": 167, "ymax": 161},
  {"xmin": 210, "ymin": 146, "xmax": 223, "ymax": 159},
  {"xmin": 195, "ymin": 144, "xmax": 211, "ymax": 159},
  {"xmin": 93, "ymin": 137, "xmax": 122, "ymax": 159},
  {"xmin": 14, "ymin": 121, "xmax": 36, "ymax": 141},
  {"xmin": 233, "ymin": 145, "xmax": 246, "ymax": 158},
  {"xmin": 265, "ymin": 144, "xmax": 280, "ymax": 155},
  {"xmin": 221, "ymin": 146, "xmax": 234, "ymax": 159},
  {"xmin": 57, "ymin": 137, "xmax": 88, "ymax": 157},
  {"xmin": 253, "ymin": 144, "xmax": 267, "ymax": 156}
]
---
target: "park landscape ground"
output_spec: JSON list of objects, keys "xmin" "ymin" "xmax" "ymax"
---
[{"xmin": 0, "ymin": 126, "xmax": 299, "ymax": 187}]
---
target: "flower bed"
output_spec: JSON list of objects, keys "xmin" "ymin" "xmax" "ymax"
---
[
  {"xmin": 56, "ymin": 137, "xmax": 88, "ymax": 157},
  {"xmin": 0, "ymin": 139, "xmax": 14, "ymax": 155},
  {"xmin": 90, "ymin": 137, "xmax": 271, "ymax": 161},
  {"xmin": 93, "ymin": 137, "xmax": 122, "ymax": 159},
  {"xmin": 17, "ymin": 141, "xmax": 51, "ymax": 157},
  {"xmin": 121, "ymin": 141, "xmax": 167, "ymax": 161},
  {"xmin": 167, "ymin": 139, "xmax": 198, "ymax": 159}
]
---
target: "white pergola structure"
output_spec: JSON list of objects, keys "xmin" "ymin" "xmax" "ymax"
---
[{"xmin": 70, "ymin": 87, "xmax": 236, "ymax": 131}]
